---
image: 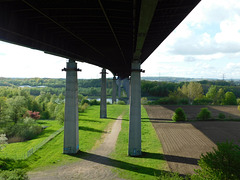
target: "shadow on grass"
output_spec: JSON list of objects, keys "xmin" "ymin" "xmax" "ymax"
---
[
  {"xmin": 68, "ymin": 151, "xmax": 194, "ymax": 177},
  {"xmin": 79, "ymin": 126, "xmax": 107, "ymax": 133},
  {"xmin": 0, "ymin": 157, "xmax": 28, "ymax": 170},
  {"xmin": 141, "ymin": 118, "xmax": 173, "ymax": 122},
  {"xmin": 106, "ymin": 117, "xmax": 129, "ymax": 121},
  {"xmin": 79, "ymin": 119, "xmax": 103, "ymax": 123},
  {"xmin": 142, "ymin": 152, "xmax": 198, "ymax": 165}
]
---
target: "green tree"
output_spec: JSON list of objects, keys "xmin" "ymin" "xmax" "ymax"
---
[
  {"xmin": 217, "ymin": 88, "xmax": 225, "ymax": 105},
  {"xmin": 7, "ymin": 96, "xmax": 27, "ymax": 124},
  {"xmin": 223, "ymin": 92, "xmax": 237, "ymax": 105},
  {"xmin": 180, "ymin": 82, "xmax": 203, "ymax": 104},
  {"xmin": 0, "ymin": 134, "xmax": 8, "ymax": 151},
  {"xmin": 54, "ymin": 104, "xmax": 65, "ymax": 124},
  {"xmin": 172, "ymin": 107, "xmax": 187, "ymax": 121},
  {"xmin": 206, "ymin": 85, "xmax": 218, "ymax": 104},
  {"xmin": 0, "ymin": 97, "xmax": 7, "ymax": 126}
]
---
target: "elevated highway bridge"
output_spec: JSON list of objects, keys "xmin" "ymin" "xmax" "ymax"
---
[{"xmin": 0, "ymin": 0, "xmax": 201, "ymax": 156}]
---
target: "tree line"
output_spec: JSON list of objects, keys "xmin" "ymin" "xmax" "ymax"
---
[
  {"xmin": 149, "ymin": 82, "xmax": 238, "ymax": 105},
  {"xmin": 141, "ymin": 79, "xmax": 240, "ymax": 98}
]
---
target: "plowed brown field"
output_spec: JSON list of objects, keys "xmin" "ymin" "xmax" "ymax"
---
[{"xmin": 144, "ymin": 105, "xmax": 240, "ymax": 175}]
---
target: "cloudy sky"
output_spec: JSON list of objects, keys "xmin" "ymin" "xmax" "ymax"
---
[{"xmin": 0, "ymin": 0, "xmax": 240, "ymax": 79}]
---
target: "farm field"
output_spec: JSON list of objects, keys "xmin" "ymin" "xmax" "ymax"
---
[
  {"xmin": 144, "ymin": 105, "xmax": 240, "ymax": 175},
  {"xmin": 144, "ymin": 105, "xmax": 240, "ymax": 121}
]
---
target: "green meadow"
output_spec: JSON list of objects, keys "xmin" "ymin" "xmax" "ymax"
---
[{"xmin": 1, "ymin": 104, "xmax": 169, "ymax": 179}]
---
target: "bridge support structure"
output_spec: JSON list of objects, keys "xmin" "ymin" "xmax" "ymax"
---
[
  {"xmin": 128, "ymin": 60, "xmax": 142, "ymax": 156},
  {"xmin": 112, "ymin": 75, "xmax": 117, "ymax": 104},
  {"xmin": 100, "ymin": 68, "xmax": 107, "ymax": 118},
  {"xmin": 63, "ymin": 60, "xmax": 80, "ymax": 154}
]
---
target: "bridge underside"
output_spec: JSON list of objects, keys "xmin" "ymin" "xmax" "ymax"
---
[{"xmin": 0, "ymin": 0, "xmax": 200, "ymax": 77}]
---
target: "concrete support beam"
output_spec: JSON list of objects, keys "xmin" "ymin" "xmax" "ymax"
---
[
  {"xmin": 112, "ymin": 76, "xmax": 117, "ymax": 104},
  {"xmin": 100, "ymin": 68, "xmax": 107, "ymax": 118},
  {"xmin": 63, "ymin": 60, "xmax": 79, "ymax": 154},
  {"xmin": 128, "ymin": 60, "xmax": 141, "ymax": 156}
]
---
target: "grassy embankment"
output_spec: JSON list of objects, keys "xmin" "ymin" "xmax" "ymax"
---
[
  {"xmin": 0, "ymin": 120, "xmax": 63, "ymax": 160},
  {"xmin": 0, "ymin": 105, "xmax": 128, "ymax": 171},
  {"xmin": 26, "ymin": 104, "xmax": 128, "ymax": 170},
  {"xmin": 111, "ymin": 106, "xmax": 169, "ymax": 180}
]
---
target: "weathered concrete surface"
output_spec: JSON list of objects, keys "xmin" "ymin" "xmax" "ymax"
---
[
  {"xmin": 100, "ymin": 68, "xmax": 107, "ymax": 118},
  {"xmin": 128, "ymin": 61, "xmax": 141, "ymax": 156},
  {"xmin": 63, "ymin": 60, "xmax": 79, "ymax": 154},
  {"xmin": 112, "ymin": 76, "xmax": 117, "ymax": 104}
]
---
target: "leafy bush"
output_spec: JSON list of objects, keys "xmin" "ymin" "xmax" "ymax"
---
[
  {"xmin": 156, "ymin": 171, "xmax": 185, "ymax": 180},
  {"xmin": 0, "ymin": 134, "xmax": 8, "ymax": 151},
  {"xmin": 89, "ymin": 99, "xmax": 100, "ymax": 105},
  {"xmin": 6, "ymin": 119, "xmax": 43, "ymax": 142},
  {"xmin": 194, "ymin": 141, "xmax": 240, "ymax": 179},
  {"xmin": 39, "ymin": 111, "xmax": 50, "ymax": 119},
  {"xmin": 0, "ymin": 169, "xmax": 28, "ymax": 180},
  {"xmin": 117, "ymin": 100, "xmax": 126, "ymax": 105},
  {"xmin": 218, "ymin": 113, "xmax": 225, "ymax": 120},
  {"xmin": 81, "ymin": 99, "xmax": 90, "ymax": 106},
  {"xmin": 197, "ymin": 108, "xmax": 211, "ymax": 121},
  {"xmin": 178, "ymin": 98, "xmax": 189, "ymax": 105},
  {"xmin": 193, "ymin": 97, "xmax": 213, "ymax": 105},
  {"xmin": 27, "ymin": 111, "xmax": 40, "ymax": 120},
  {"xmin": 79, "ymin": 102, "xmax": 89, "ymax": 113},
  {"xmin": 237, "ymin": 98, "xmax": 240, "ymax": 105},
  {"xmin": 141, "ymin": 97, "xmax": 148, "ymax": 105},
  {"xmin": 238, "ymin": 105, "xmax": 240, "ymax": 113},
  {"xmin": 150, "ymin": 97, "xmax": 177, "ymax": 105},
  {"xmin": 0, "ymin": 158, "xmax": 28, "ymax": 171},
  {"xmin": 223, "ymin": 92, "xmax": 237, "ymax": 105},
  {"xmin": 172, "ymin": 108, "xmax": 187, "ymax": 122}
]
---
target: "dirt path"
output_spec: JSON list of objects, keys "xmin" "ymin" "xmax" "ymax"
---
[
  {"xmin": 144, "ymin": 105, "xmax": 240, "ymax": 175},
  {"xmin": 28, "ymin": 115, "xmax": 124, "ymax": 180}
]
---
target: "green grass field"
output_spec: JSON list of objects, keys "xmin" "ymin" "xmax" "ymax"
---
[
  {"xmin": 0, "ymin": 120, "xmax": 63, "ymax": 160},
  {"xmin": 1, "ymin": 104, "xmax": 169, "ymax": 179},
  {"xmin": 110, "ymin": 106, "xmax": 168, "ymax": 180},
  {"xmin": 26, "ymin": 104, "xmax": 128, "ymax": 170}
]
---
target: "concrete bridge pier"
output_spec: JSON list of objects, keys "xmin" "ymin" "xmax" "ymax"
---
[
  {"xmin": 128, "ymin": 60, "xmax": 142, "ymax": 156},
  {"xmin": 117, "ymin": 78, "xmax": 122, "ymax": 98},
  {"xmin": 112, "ymin": 75, "xmax": 117, "ymax": 104},
  {"xmin": 100, "ymin": 68, "xmax": 107, "ymax": 118},
  {"xmin": 63, "ymin": 60, "xmax": 80, "ymax": 154}
]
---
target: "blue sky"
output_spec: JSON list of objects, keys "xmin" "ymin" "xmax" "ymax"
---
[{"xmin": 0, "ymin": 0, "xmax": 240, "ymax": 79}]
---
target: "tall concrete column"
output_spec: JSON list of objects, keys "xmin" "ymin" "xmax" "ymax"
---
[
  {"xmin": 100, "ymin": 68, "xmax": 107, "ymax": 118},
  {"xmin": 117, "ymin": 78, "xmax": 122, "ymax": 98},
  {"xmin": 112, "ymin": 75, "xmax": 117, "ymax": 104},
  {"xmin": 128, "ymin": 60, "xmax": 141, "ymax": 156},
  {"xmin": 63, "ymin": 60, "xmax": 80, "ymax": 154}
]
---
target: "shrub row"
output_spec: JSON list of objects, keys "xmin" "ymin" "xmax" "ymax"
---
[
  {"xmin": 5, "ymin": 118, "xmax": 43, "ymax": 142},
  {"xmin": 172, "ymin": 107, "xmax": 225, "ymax": 122}
]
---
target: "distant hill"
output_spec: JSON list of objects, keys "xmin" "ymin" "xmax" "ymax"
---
[{"xmin": 142, "ymin": 76, "xmax": 211, "ymax": 82}]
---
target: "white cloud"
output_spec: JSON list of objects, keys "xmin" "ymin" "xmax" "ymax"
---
[{"xmin": 215, "ymin": 15, "xmax": 240, "ymax": 45}]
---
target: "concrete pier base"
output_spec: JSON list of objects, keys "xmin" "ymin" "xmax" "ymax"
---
[
  {"xmin": 128, "ymin": 61, "xmax": 142, "ymax": 156},
  {"xmin": 63, "ymin": 60, "xmax": 79, "ymax": 154},
  {"xmin": 100, "ymin": 68, "xmax": 107, "ymax": 118},
  {"xmin": 112, "ymin": 76, "xmax": 117, "ymax": 104}
]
